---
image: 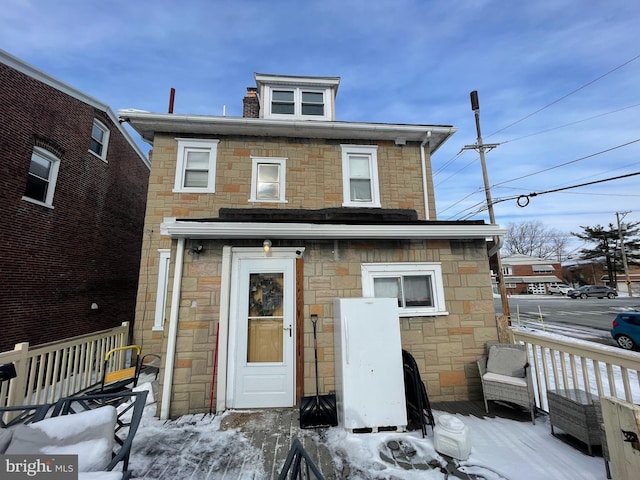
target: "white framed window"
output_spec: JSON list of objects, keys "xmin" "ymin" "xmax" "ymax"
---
[
  {"xmin": 341, "ymin": 145, "xmax": 380, "ymax": 207},
  {"xmin": 502, "ymin": 265, "xmax": 513, "ymax": 276},
  {"xmin": 174, "ymin": 138, "xmax": 219, "ymax": 193},
  {"xmin": 89, "ymin": 119, "xmax": 110, "ymax": 161},
  {"xmin": 153, "ymin": 249, "xmax": 171, "ymax": 331},
  {"xmin": 22, "ymin": 147, "xmax": 61, "ymax": 208},
  {"xmin": 250, "ymin": 157, "xmax": 287, "ymax": 203},
  {"xmin": 263, "ymin": 86, "xmax": 331, "ymax": 120},
  {"xmin": 362, "ymin": 263, "xmax": 448, "ymax": 317}
]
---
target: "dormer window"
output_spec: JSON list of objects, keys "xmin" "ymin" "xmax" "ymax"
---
[
  {"xmin": 255, "ymin": 73, "xmax": 340, "ymax": 121},
  {"xmin": 265, "ymin": 87, "xmax": 328, "ymax": 120}
]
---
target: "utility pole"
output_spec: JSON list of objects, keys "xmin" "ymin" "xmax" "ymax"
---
[
  {"xmin": 462, "ymin": 91, "xmax": 511, "ymax": 338},
  {"xmin": 616, "ymin": 211, "xmax": 633, "ymax": 297}
]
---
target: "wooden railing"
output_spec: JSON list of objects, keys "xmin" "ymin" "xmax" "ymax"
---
[
  {"xmin": 0, "ymin": 323, "xmax": 129, "ymax": 408},
  {"xmin": 510, "ymin": 328, "xmax": 640, "ymax": 411}
]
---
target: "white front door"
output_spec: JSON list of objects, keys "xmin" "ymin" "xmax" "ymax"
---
[{"xmin": 228, "ymin": 256, "xmax": 295, "ymax": 408}]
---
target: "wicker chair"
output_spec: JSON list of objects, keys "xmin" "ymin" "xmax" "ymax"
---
[{"xmin": 477, "ymin": 343, "xmax": 536, "ymax": 424}]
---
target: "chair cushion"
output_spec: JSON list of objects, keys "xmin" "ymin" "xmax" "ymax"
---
[
  {"xmin": 0, "ymin": 428, "xmax": 13, "ymax": 453},
  {"xmin": 486, "ymin": 346, "xmax": 527, "ymax": 378},
  {"xmin": 6, "ymin": 405, "xmax": 116, "ymax": 472},
  {"xmin": 482, "ymin": 372, "xmax": 528, "ymax": 387}
]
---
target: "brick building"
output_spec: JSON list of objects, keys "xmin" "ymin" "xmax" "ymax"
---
[
  {"xmin": 121, "ymin": 73, "xmax": 504, "ymax": 418},
  {"xmin": 0, "ymin": 50, "xmax": 150, "ymax": 351},
  {"xmin": 498, "ymin": 254, "xmax": 565, "ymax": 294}
]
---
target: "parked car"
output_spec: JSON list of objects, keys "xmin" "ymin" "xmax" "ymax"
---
[
  {"xmin": 567, "ymin": 285, "xmax": 617, "ymax": 299},
  {"xmin": 611, "ymin": 312, "xmax": 640, "ymax": 350},
  {"xmin": 548, "ymin": 284, "xmax": 572, "ymax": 295}
]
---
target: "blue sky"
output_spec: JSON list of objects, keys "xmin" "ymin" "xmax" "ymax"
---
[{"xmin": 3, "ymin": 0, "xmax": 639, "ymax": 256}]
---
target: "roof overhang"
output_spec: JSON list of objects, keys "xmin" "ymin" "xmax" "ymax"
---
[
  {"xmin": 160, "ymin": 218, "xmax": 505, "ymax": 240},
  {"xmin": 254, "ymin": 72, "xmax": 341, "ymax": 91},
  {"xmin": 505, "ymin": 276, "xmax": 563, "ymax": 283},
  {"xmin": 117, "ymin": 110, "xmax": 456, "ymax": 154}
]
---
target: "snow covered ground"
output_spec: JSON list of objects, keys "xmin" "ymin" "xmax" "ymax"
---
[
  {"xmin": 128, "ymin": 399, "xmax": 609, "ymax": 480},
  {"xmin": 119, "ymin": 367, "xmax": 615, "ymax": 480}
]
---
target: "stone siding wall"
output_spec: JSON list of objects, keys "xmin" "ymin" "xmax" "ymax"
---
[{"xmin": 135, "ymin": 134, "xmax": 496, "ymax": 417}]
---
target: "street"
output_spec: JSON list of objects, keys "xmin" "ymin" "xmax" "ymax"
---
[{"xmin": 493, "ymin": 294, "xmax": 640, "ymax": 345}]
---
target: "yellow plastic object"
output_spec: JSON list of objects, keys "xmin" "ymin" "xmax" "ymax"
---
[{"xmin": 101, "ymin": 345, "xmax": 141, "ymax": 390}]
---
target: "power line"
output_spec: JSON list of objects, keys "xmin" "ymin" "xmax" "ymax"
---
[
  {"xmin": 486, "ymin": 53, "xmax": 640, "ymax": 139},
  {"xmin": 434, "ymin": 156, "xmax": 479, "ymax": 187},
  {"xmin": 452, "ymin": 170, "xmax": 640, "ymax": 220},
  {"xmin": 491, "ymin": 137, "xmax": 640, "ymax": 188},
  {"xmin": 433, "ymin": 150, "xmax": 465, "ymax": 177},
  {"xmin": 440, "ymin": 139, "xmax": 640, "ymax": 218},
  {"xmin": 499, "ymin": 102, "xmax": 640, "ymax": 144},
  {"xmin": 515, "ymin": 171, "xmax": 640, "ymax": 203}
]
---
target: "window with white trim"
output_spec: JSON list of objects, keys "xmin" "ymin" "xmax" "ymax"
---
[
  {"xmin": 264, "ymin": 86, "xmax": 331, "ymax": 120},
  {"xmin": 362, "ymin": 263, "xmax": 448, "ymax": 317},
  {"xmin": 502, "ymin": 265, "xmax": 513, "ymax": 276},
  {"xmin": 250, "ymin": 157, "xmax": 287, "ymax": 203},
  {"xmin": 23, "ymin": 147, "xmax": 61, "ymax": 207},
  {"xmin": 174, "ymin": 138, "xmax": 219, "ymax": 193},
  {"xmin": 153, "ymin": 249, "xmax": 171, "ymax": 331},
  {"xmin": 89, "ymin": 119, "xmax": 110, "ymax": 161},
  {"xmin": 341, "ymin": 145, "xmax": 380, "ymax": 207}
]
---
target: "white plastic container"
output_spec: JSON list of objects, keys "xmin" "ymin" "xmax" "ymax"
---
[{"xmin": 434, "ymin": 414, "xmax": 471, "ymax": 460}]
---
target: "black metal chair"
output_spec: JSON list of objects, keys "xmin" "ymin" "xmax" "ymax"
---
[
  {"xmin": 1, "ymin": 390, "xmax": 148, "ymax": 480},
  {"xmin": 402, "ymin": 349, "xmax": 435, "ymax": 437},
  {"xmin": 278, "ymin": 438, "xmax": 325, "ymax": 480}
]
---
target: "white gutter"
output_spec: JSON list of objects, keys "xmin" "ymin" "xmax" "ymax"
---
[
  {"xmin": 160, "ymin": 237, "xmax": 185, "ymax": 420},
  {"xmin": 215, "ymin": 246, "xmax": 232, "ymax": 413},
  {"xmin": 117, "ymin": 110, "xmax": 456, "ymax": 151},
  {"xmin": 420, "ymin": 132, "xmax": 431, "ymax": 220},
  {"xmin": 160, "ymin": 219, "xmax": 505, "ymax": 240}
]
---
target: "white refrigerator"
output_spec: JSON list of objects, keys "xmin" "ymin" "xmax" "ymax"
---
[{"xmin": 333, "ymin": 297, "xmax": 407, "ymax": 431}]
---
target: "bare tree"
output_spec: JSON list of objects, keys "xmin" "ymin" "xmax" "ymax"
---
[{"xmin": 503, "ymin": 220, "xmax": 569, "ymax": 260}]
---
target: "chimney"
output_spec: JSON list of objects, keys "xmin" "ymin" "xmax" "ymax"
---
[{"xmin": 243, "ymin": 87, "xmax": 259, "ymax": 118}]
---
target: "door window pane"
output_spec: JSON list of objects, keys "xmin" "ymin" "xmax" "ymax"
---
[
  {"xmin": 247, "ymin": 318, "xmax": 283, "ymax": 363},
  {"xmin": 247, "ymin": 273, "xmax": 284, "ymax": 363}
]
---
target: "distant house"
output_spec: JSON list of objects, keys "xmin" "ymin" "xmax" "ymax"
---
[
  {"xmin": 498, "ymin": 254, "xmax": 564, "ymax": 294},
  {"xmin": 121, "ymin": 73, "xmax": 505, "ymax": 418},
  {"xmin": 0, "ymin": 50, "xmax": 150, "ymax": 352}
]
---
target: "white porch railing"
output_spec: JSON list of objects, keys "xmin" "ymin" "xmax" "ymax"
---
[
  {"xmin": 510, "ymin": 327, "xmax": 640, "ymax": 411},
  {"xmin": 0, "ymin": 322, "xmax": 129, "ymax": 408}
]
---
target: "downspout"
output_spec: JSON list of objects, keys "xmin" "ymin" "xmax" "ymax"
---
[
  {"xmin": 488, "ymin": 231, "xmax": 504, "ymax": 258},
  {"xmin": 160, "ymin": 237, "xmax": 186, "ymax": 420},
  {"xmin": 420, "ymin": 131, "xmax": 432, "ymax": 220},
  {"xmin": 216, "ymin": 245, "xmax": 232, "ymax": 413}
]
